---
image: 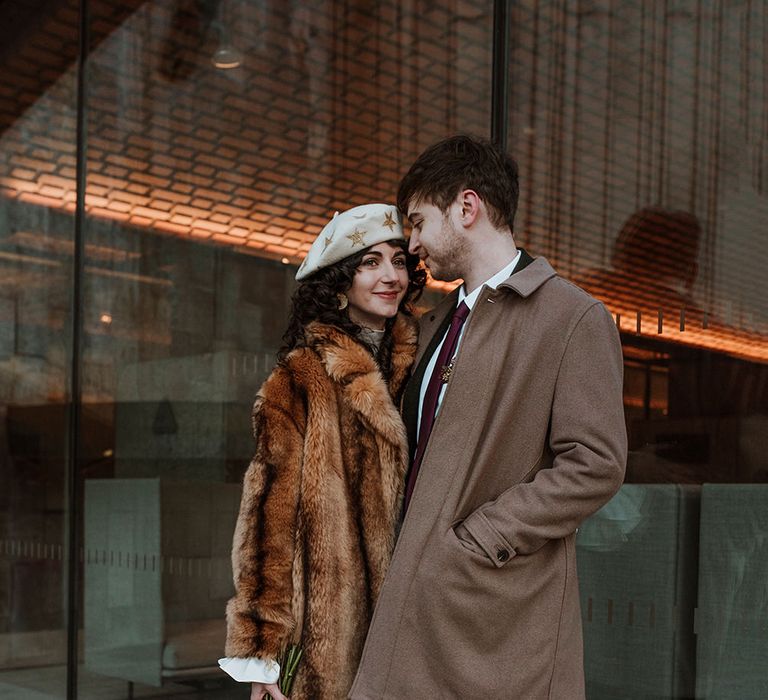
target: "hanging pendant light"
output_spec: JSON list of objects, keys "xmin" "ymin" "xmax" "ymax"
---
[
  {"xmin": 211, "ymin": 1, "xmax": 243, "ymax": 70},
  {"xmin": 211, "ymin": 42, "xmax": 243, "ymax": 69}
]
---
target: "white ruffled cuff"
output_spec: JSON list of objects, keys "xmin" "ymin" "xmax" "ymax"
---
[{"xmin": 218, "ymin": 656, "xmax": 281, "ymax": 683}]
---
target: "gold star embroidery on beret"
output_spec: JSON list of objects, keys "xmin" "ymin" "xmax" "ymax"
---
[
  {"xmin": 347, "ymin": 228, "xmax": 366, "ymax": 247},
  {"xmin": 383, "ymin": 211, "xmax": 397, "ymax": 231},
  {"xmin": 323, "ymin": 235, "xmax": 333, "ymax": 251}
]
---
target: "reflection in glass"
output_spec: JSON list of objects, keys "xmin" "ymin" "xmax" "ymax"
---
[
  {"xmin": 2, "ymin": 0, "xmax": 767, "ymax": 697},
  {"xmin": 578, "ymin": 485, "xmax": 700, "ymax": 700},
  {"xmin": 508, "ymin": 0, "xmax": 768, "ymax": 363},
  {"xmin": 509, "ymin": 2, "xmax": 768, "ymax": 698},
  {"xmin": 72, "ymin": 1, "xmax": 492, "ymax": 697},
  {"xmin": 697, "ymin": 485, "xmax": 768, "ymax": 699},
  {"xmin": 0, "ymin": 0, "xmax": 79, "ymax": 695}
]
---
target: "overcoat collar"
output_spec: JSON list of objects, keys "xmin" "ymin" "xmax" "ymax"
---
[
  {"xmin": 410, "ymin": 249, "xmax": 549, "ymax": 369},
  {"xmin": 302, "ymin": 314, "xmax": 418, "ymax": 445},
  {"xmin": 497, "ymin": 252, "xmax": 556, "ymax": 297}
]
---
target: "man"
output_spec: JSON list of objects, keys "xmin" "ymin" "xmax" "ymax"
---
[{"xmin": 348, "ymin": 135, "xmax": 627, "ymax": 699}]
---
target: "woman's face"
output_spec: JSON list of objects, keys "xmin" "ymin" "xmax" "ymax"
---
[{"xmin": 346, "ymin": 242, "xmax": 409, "ymax": 330}]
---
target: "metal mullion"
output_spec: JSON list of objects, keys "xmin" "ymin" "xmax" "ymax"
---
[
  {"xmin": 491, "ymin": 0, "xmax": 511, "ymax": 150},
  {"xmin": 66, "ymin": 0, "xmax": 89, "ymax": 697}
]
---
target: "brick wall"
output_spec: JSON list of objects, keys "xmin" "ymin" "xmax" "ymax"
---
[
  {"xmin": 0, "ymin": 0, "xmax": 767, "ymax": 360},
  {"xmin": 0, "ymin": 0, "xmax": 490, "ymax": 265}
]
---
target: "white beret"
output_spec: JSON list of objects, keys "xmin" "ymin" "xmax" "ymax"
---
[{"xmin": 296, "ymin": 203, "xmax": 405, "ymax": 281}]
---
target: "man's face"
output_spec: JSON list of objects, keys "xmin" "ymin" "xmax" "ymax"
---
[{"xmin": 406, "ymin": 199, "xmax": 468, "ymax": 282}]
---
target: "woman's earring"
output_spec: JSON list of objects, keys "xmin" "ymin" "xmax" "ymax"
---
[{"xmin": 337, "ymin": 293, "xmax": 348, "ymax": 310}]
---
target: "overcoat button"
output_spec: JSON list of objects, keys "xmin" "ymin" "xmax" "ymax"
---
[
  {"xmin": 430, "ymin": 315, "xmax": 435, "ymax": 321},
  {"xmin": 496, "ymin": 548, "xmax": 510, "ymax": 562}
]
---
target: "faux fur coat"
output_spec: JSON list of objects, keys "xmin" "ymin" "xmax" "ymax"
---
[{"xmin": 225, "ymin": 314, "xmax": 418, "ymax": 699}]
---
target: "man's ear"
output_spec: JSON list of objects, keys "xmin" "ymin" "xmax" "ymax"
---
[{"xmin": 458, "ymin": 189, "xmax": 481, "ymax": 227}]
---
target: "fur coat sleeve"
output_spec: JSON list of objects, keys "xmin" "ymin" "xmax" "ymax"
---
[{"xmin": 225, "ymin": 365, "xmax": 306, "ymax": 661}]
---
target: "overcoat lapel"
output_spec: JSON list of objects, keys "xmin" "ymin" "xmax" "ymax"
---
[
  {"xmin": 401, "ymin": 249, "xmax": 536, "ymax": 456},
  {"xmin": 401, "ymin": 290, "xmax": 459, "ymax": 456}
]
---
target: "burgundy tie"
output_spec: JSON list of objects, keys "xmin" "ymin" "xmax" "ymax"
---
[{"xmin": 404, "ymin": 301, "xmax": 470, "ymax": 510}]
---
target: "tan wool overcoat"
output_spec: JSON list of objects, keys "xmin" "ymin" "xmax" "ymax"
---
[
  {"xmin": 350, "ymin": 254, "xmax": 628, "ymax": 699},
  {"xmin": 225, "ymin": 314, "xmax": 418, "ymax": 699}
]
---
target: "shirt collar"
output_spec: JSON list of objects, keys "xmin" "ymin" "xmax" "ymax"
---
[{"xmin": 458, "ymin": 250, "xmax": 522, "ymax": 309}]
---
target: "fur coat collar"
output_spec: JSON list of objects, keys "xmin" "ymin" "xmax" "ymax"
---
[{"xmin": 301, "ymin": 312, "xmax": 418, "ymax": 434}]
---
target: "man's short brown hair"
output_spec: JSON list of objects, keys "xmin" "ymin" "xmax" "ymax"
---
[{"xmin": 397, "ymin": 134, "xmax": 519, "ymax": 232}]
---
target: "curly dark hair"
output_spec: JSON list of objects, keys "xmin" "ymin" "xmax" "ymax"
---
[
  {"xmin": 279, "ymin": 240, "xmax": 426, "ymax": 378},
  {"xmin": 397, "ymin": 134, "xmax": 519, "ymax": 232}
]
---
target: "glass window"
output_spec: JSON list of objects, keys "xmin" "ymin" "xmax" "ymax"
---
[
  {"xmin": 5, "ymin": 0, "xmax": 767, "ymax": 697},
  {"xmin": 2, "ymin": 1, "xmax": 493, "ymax": 697},
  {"xmin": 0, "ymin": 1, "xmax": 79, "ymax": 696},
  {"xmin": 506, "ymin": 2, "xmax": 768, "ymax": 697}
]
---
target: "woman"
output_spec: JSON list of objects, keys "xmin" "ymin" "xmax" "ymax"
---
[{"xmin": 219, "ymin": 203, "xmax": 425, "ymax": 699}]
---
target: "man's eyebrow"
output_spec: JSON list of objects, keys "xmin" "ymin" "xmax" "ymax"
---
[
  {"xmin": 407, "ymin": 210, "xmax": 422, "ymax": 221},
  {"xmin": 362, "ymin": 250, "xmax": 383, "ymax": 257}
]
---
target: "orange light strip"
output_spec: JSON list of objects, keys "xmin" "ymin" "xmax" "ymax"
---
[
  {"xmin": 605, "ymin": 301, "xmax": 768, "ymax": 362},
  {"xmin": 2, "ymin": 174, "xmax": 766, "ymax": 363},
  {"xmin": 1, "ymin": 171, "xmax": 320, "ymax": 267}
]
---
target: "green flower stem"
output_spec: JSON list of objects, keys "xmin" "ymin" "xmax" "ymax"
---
[{"xmin": 266, "ymin": 644, "xmax": 303, "ymax": 700}]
